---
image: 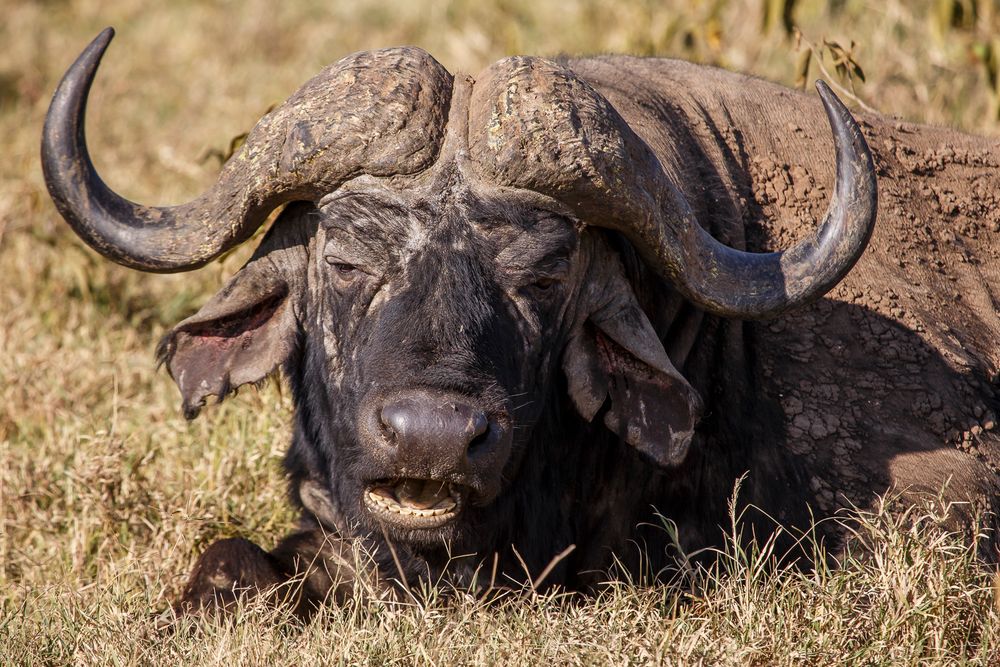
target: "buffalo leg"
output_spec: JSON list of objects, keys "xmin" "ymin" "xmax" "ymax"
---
[
  {"xmin": 175, "ymin": 537, "xmax": 286, "ymax": 615},
  {"xmin": 175, "ymin": 529, "xmax": 361, "ymax": 618}
]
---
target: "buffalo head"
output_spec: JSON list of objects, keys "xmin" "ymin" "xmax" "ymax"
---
[{"xmin": 41, "ymin": 29, "xmax": 876, "ymax": 545}]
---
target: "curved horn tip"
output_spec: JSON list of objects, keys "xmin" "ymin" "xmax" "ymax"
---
[
  {"xmin": 814, "ymin": 79, "xmax": 851, "ymax": 122},
  {"xmin": 48, "ymin": 28, "xmax": 116, "ymax": 108},
  {"xmin": 813, "ymin": 79, "xmax": 832, "ymax": 97},
  {"xmin": 95, "ymin": 26, "xmax": 115, "ymax": 46},
  {"xmin": 82, "ymin": 27, "xmax": 115, "ymax": 62}
]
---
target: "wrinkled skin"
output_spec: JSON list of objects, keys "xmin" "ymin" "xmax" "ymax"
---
[
  {"xmin": 57, "ymin": 52, "xmax": 998, "ymax": 616},
  {"xmin": 297, "ymin": 177, "xmax": 587, "ymax": 548}
]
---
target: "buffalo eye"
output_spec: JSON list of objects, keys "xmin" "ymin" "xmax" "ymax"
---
[
  {"xmin": 324, "ymin": 256, "xmax": 361, "ymax": 281},
  {"xmin": 527, "ymin": 258, "xmax": 570, "ymax": 293}
]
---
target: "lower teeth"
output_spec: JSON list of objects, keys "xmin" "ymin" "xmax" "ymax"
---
[{"xmin": 367, "ymin": 489, "xmax": 457, "ymax": 518}]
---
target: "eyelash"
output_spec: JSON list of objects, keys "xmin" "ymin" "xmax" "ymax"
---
[
  {"xmin": 528, "ymin": 258, "xmax": 570, "ymax": 292},
  {"xmin": 531, "ymin": 276, "xmax": 558, "ymax": 291},
  {"xmin": 324, "ymin": 256, "xmax": 362, "ymax": 280}
]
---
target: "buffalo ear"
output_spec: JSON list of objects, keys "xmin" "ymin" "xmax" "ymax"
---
[
  {"xmin": 157, "ymin": 207, "xmax": 312, "ymax": 419},
  {"xmin": 562, "ymin": 268, "xmax": 703, "ymax": 468}
]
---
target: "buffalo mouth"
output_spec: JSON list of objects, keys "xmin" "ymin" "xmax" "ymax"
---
[{"xmin": 364, "ymin": 479, "xmax": 463, "ymax": 529}]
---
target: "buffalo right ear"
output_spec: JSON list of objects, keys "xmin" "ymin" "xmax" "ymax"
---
[
  {"xmin": 561, "ymin": 251, "xmax": 703, "ymax": 468},
  {"xmin": 157, "ymin": 206, "xmax": 312, "ymax": 419}
]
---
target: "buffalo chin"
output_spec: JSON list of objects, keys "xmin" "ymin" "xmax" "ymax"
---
[{"xmin": 363, "ymin": 479, "xmax": 464, "ymax": 530}]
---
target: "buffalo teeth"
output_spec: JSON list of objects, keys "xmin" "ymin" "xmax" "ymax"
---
[{"xmin": 366, "ymin": 489, "xmax": 457, "ymax": 518}]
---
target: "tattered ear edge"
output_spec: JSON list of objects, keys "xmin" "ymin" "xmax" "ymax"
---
[
  {"xmin": 155, "ymin": 284, "xmax": 297, "ymax": 420},
  {"xmin": 562, "ymin": 309, "xmax": 704, "ymax": 469},
  {"xmin": 597, "ymin": 328, "xmax": 702, "ymax": 468}
]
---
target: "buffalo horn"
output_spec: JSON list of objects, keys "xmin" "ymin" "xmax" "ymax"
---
[
  {"xmin": 42, "ymin": 28, "xmax": 453, "ymax": 272},
  {"xmin": 469, "ymin": 58, "xmax": 877, "ymax": 319}
]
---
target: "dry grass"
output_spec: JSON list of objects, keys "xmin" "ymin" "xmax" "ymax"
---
[
  {"xmin": 2, "ymin": 0, "xmax": 1000, "ymax": 664},
  {"xmin": 3, "ymin": 491, "xmax": 998, "ymax": 664}
]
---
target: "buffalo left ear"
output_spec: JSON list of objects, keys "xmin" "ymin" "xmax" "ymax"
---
[
  {"xmin": 157, "ymin": 206, "xmax": 312, "ymax": 419},
  {"xmin": 158, "ymin": 274, "xmax": 296, "ymax": 420},
  {"xmin": 562, "ymin": 270, "xmax": 703, "ymax": 468}
]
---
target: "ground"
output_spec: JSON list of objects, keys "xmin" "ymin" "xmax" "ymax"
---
[{"xmin": 2, "ymin": 1, "xmax": 1000, "ymax": 663}]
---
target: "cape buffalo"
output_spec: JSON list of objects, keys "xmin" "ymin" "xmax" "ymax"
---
[{"xmin": 42, "ymin": 28, "xmax": 1000, "ymax": 615}]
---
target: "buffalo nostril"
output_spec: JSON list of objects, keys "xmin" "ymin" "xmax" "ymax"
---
[
  {"xmin": 380, "ymin": 400, "xmax": 416, "ymax": 445},
  {"xmin": 467, "ymin": 421, "xmax": 493, "ymax": 455},
  {"xmin": 463, "ymin": 408, "xmax": 492, "ymax": 454},
  {"xmin": 461, "ymin": 407, "xmax": 489, "ymax": 440}
]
